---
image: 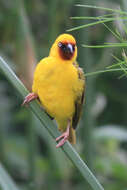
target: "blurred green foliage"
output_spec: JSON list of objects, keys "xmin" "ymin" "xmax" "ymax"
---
[{"xmin": 0, "ymin": 0, "xmax": 127, "ymax": 190}]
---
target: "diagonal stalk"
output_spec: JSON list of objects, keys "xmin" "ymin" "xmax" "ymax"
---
[{"xmin": 0, "ymin": 56, "xmax": 104, "ymax": 190}]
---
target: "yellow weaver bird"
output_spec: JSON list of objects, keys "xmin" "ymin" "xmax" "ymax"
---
[{"xmin": 22, "ymin": 34, "xmax": 85, "ymax": 148}]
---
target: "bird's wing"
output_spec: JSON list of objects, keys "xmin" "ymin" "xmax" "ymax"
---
[{"xmin": 72, "ymin": 62, "xmax": 85, "ymax": 130}]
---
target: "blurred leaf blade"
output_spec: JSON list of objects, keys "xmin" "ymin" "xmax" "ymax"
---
[
  {"xmin": 94, "ymin": 125, "xmax": 127, "ymax": 141},
  {"xmin": 0, "ymin": 163, "xmax": 20, "ymax": 190}
]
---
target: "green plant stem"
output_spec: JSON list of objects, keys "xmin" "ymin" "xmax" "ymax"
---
[
  {"xmin": 26, "ymin": 112, "xmax": 37, "ymax": 190},
  {"xmin": 0, "ymin": 163, "xmax": 20, "ymax": 190},
  {"xmin": 0, "ymin": 90, "xmax": 9, "ymax": 167},
  {"xmin": 0, "ymin": 123, "xmax": 6, "ymax": 165},
  {"xmin": 47, "ymin": 0, "xmax": 59, "ymax": 45},
  {"xmin": 0, "ymin": 56, "xmax": 104, "ymax": 190},
  {"xmin": 15, "ymin": 0, "xmax": 36, "ymax": 89}
]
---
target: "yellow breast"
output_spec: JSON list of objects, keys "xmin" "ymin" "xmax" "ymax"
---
[{"xmin": 32, "ymin": 57, "xmax": 83, "ymax": 120}]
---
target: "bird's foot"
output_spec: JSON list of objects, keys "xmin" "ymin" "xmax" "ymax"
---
[
  {"xmin": 56, "ymin": 131, "xmax": 69, "ymax": 148},
  {"xmin": 22, "ymin": 93, "xmax": 38, "ymax": 106},
  {"xmin": 56, "ymin": 120, "xmax": 70, "ymax": 148}
]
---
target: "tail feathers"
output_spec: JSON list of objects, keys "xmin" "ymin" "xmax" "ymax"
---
[{"xmin": 68, "ymin": 127, "xmax": 76, "ymax": 144}]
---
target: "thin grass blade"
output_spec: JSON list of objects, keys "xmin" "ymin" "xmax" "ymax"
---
[
  {"xmin": 82, "ymin": 43, "xmax": 127, "ymax": 48},
  {"xmin": 75, "ymin": 4, "xmax": 127, "ymax": 15},
  {"xmin": 67, "ymin": 17, "xmax": 127, "ymax": 32}
]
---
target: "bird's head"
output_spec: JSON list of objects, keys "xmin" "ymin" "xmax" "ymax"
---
[{"xmin": 49, "ymin": 34, "xmax": 77, "ymax": 62}]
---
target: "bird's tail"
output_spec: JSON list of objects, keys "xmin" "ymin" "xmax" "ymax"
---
[{"xmin": 68, "ymin": 127, "xmax": 76, "ymax": 144}]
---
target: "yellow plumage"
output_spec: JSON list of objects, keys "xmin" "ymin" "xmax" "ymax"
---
[{"xmin": 23, "ymin": 34, "xmax": 85, "ymax": 147}]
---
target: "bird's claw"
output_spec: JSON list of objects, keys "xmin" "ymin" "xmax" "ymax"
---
[
  {"xmin": 56, "ymin": 132, "xmax": 69, "ymax": 148},
  {"xmin": 22, "ymin": 93, "xmax": 38, "ymax": 106}
]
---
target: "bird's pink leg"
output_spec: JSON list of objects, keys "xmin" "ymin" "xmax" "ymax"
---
[
  {"xmin": 56, "ymin": 120, "xmax": 71, "ymax": 148},
  {"xmin": 22, "ymin": 92, "xmax": 38, "ymax": 106}
]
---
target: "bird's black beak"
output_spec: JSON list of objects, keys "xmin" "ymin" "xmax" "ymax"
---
[{"xmin": 66, "ymin": 43, "xmax": 75, "ymax": 54}]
